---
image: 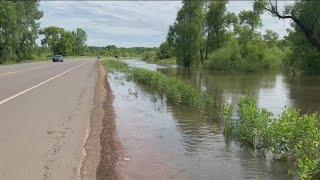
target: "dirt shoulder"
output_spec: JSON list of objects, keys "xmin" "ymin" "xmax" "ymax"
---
[{"xmin": 81, "ymin": 61, "xmax": 125, "ymax": 180}]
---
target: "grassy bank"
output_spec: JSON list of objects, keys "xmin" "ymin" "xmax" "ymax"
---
[
  {"xmin": 102, "ymin": 59, "xmax": 211, "ymax": 109},
  {"xmin": 101, "ymin": 59, "xmax": 129, "ymax": 72},
  {"xmin": 223, "ymin": 97, "xmax": 320, "ymax": 179}
]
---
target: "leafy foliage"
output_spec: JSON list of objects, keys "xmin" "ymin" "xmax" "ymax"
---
[
  {"xmin": 170, "ymin": 0, "xmax": 204, "ymax": 67},
  {"xmin": 0, "ymin": 1, "xmax": 43, "ymax": 63},
  {"xmin": 223, "ymin": 96, "xmax": 320, "ymax": 179},
  {"xmin": 255, "ymin": 0, "xmax": 320, "ymax": 73},
  {"xmin": 40, "ymin": 27, "xmax": 87, "ymax": 56}
]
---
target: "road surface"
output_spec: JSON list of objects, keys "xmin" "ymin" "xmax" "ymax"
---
[{"xmin": 0, "ymin": 58, "xmax": 99, "ymax": 180}]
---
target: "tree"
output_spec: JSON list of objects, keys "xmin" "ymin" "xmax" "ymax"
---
[
  {"xmin": 172, "ymin": 0, "xmax": 204, "ymax": 67},
  {"xmin": 255, "ymin": 0, "xmax": 320, "ymax": 61},
  {"xmin": 263, "ymin": 29, "xmax": 279, "ymax": 46},
  {"xmin": 74, "ymin": 28, "xmax": 87, "ymax": 55},
  {"xmin": 59, "ymin": 31, "xmax": 76, "ymax": 56},
  {"xmin": 0, "ymin": 1, "xmax": 43, "ymax": 63},
  {"xmin": 40, "ymin": 26, "xmax": 64, "ymax": 55},
  {"xmin": 238, "ymin": 8, "xmax": 263, "ymax": 39},
  {"xmin": 157, "ymin": 41, "xmax": 174, "ymax": 59},
  {"xmin": 205, "ymin": 0, "xmax": 228, "ymax": 58},
  {"xmin": 40, "ymin": 27, "xmax": 87, "ymax": 56}
]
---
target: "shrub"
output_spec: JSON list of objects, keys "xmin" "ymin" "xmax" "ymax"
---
[
  {"xmin": 223, "ymin": 96, "xmax": 320, "ymax": 179},
  {"xmin": 205, "ymin": 38, "xmax": 241, "ymax": 71},
  {"xmin": 237, "ymin": 97, "xmax": 274, "ymax": 148}
]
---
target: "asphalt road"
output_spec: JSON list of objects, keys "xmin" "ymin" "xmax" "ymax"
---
[{"xmin": 0, "ymin": 58, "xmax": 98, "ymax": 180}]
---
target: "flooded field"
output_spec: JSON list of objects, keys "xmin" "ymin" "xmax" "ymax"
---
[{"xmin": 108, "ymin": 59, "xmax": 320, "ymax": 179}]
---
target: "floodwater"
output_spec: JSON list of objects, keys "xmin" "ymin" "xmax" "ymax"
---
[{"xmin": 108, "ymin": 59, "xmax": 320, "ymax": 179}]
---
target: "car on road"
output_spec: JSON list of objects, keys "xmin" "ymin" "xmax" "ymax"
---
[{"xmin": 52, "ymin": 55, "xmax": 64, "ymax": 62}]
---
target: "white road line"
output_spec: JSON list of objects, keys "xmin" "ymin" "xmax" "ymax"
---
[
  {"xmin": 0, "ymin": 62, "xmax": 86, "ymax": 106},
  {"xmin": 0, "ymin": 61, "xmax": 75, "ymax": 78}
]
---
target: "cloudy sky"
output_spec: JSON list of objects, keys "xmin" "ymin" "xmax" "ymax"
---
[{"xmin": 39, "ymin": 1, "xmax": 292, "ymax": 48}]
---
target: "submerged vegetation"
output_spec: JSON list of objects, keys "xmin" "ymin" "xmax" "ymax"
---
[
  {"xmin": 102, "ymin": 59, "xmax": 212, "ymax": 109},
  {"xmin": 223, "ymin": 96, "xmax": 320, "ymax": 179},
  {"xmin": 132, "ymin": 69, "xmax": 211, "ymax": 108},
  {"xmin": 101, "ymin": 58, "xmax": 129, "ymax": 73}
]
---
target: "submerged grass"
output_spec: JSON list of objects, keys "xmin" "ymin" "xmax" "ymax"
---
[
  {"xmin": 223, "ymin": 96, "xmax": 320, "ymax": 179},
  {"xmin": 101, "ymin": 58, "xmax": 129, "ymax": 72},
  {"xmin": 102, "ymin": 59, "xmax": 212, "ymax": 109},
  {"xmin": 131, "ymin": 68, "xmax": 212, "ymax": 109}
]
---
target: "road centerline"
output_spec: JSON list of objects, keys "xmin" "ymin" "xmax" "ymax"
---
[
  {"xmin": 0, "ymin": 61, "xmax": 76, "ymax": 78},
  {"xmin": 0, "ymin": 62, "xmax": 86, "ymax": 106}
]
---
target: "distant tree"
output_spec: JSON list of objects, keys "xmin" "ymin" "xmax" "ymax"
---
[
  {"xmin": 238, "ymin": 8, "xmax": 263, "ymax": 39},
  {"xmin": 205, "ymin": 0, "xmax": 228, "ymax": 58},
  {"xmin": 172, "ymin": 0, "xmax": 204, "ymax": 67},
  {"xmin": 40, "ymin": 26, "xmax": 64, "ymax": 55},
  {"xmin": 40, "ymin": 27, "xmax": 87, "ymax": 56},
  {"xmin": 59, "ymin": 31, "xmax": 76, "ymax": 56},
  {"xmin": 157, "ymin": 41, "xmax": 174, "ymax": 59},
  {"xmin": 0, "ymin": 1, "xmax": 43, "ymax": 63},
  {"xmin": 74, "ymin": 28, "xmax": 87, "ymax": 55},
  {"xmin": 263, "ymin": 29, "xmax": 279, "ymax": 46}
]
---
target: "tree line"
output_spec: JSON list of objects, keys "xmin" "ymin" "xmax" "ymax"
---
[
  {"xmin": 87, "ymin": 45, "xmax": 156, "ymax": 57},
  {"xmin": 0, "ymin": 1, "xmax": 88, "ymax": 64},
  {"xmin": 0, "ymin": 1, "xmax": 156, "ymax": 64},
  {"xmin": 40, "ymin": 26, "xmax": 87, "ymax": 56},
  {"xmin": 159, "ymin": 0, "xmax": 320, "ymax": 73}
]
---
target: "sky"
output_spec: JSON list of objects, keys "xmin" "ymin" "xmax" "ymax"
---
[{"xmin": 39, "ymin": 1, "xmax": 292, "ymax": 48}]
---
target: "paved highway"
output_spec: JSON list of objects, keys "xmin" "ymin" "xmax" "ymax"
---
[{"xmin": 0, "ymin": 58, "xmax": 98, "ymax": 180}]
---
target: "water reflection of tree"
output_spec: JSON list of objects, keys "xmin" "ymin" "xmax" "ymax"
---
[
  {"xmin": 161, "ymin": 68, "xmax": 278, "ymax": 106},
  {"xmin": 169, "ymin": 104, "xmax": 221, "ymax": 153},
  {"xmin": 284, "ymin": 74, "xmax": 320, "ymax": 113}
]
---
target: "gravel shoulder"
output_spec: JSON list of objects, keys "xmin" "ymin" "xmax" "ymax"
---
[{"xmin": 81, "ymin": 61, "xmax": 125, "ymax": 180}]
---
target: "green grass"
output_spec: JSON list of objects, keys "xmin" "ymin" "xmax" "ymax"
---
[
  {"xmin": 143, "ymin": 56, "xmax": 177, "ymax": 65},
  {"xmin": 101, "ymin": 59, "xmax": 212, "ymax": 109},
  {"xmin": 101, "ymin": 59, "xmax": 129, "ymax": 72},
  {"xmin": 223, "ymin": 96, "xmax": 320, "ymax": 179},
  {"xmin": 131, "ymin": 68, "xmax": 212, "ymax": 108}
]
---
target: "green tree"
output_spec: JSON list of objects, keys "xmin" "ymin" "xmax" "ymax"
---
[
  {"xmin": 255, "ymin": 0, "xmax": 320, "ymax": 73},
  {"xmin": 0, "ymin": 1, "xmax": 43, "ymax": 63},
  {"xmin": 172, "ymin": 0, "xmax": 204, "ymax": 67},
  {"xmin": 40, "ymin": 27, "xmax": 87, "ymax": 56},
  {"xmin": 205, "ymin": 0, "xmax": 229, "ymax": 58},
  {"xmin": 40, "ymin": 26, "xmax": 64, "ymax": 55},
  {"xmin": 74, "ymin": 28, "xmax": 87, "ymax": 56},
  {"xmin": 59, "ymin": 31, "xmax": 76, "ymax": 56},
  {"xmin": 263, "ymin": 29, "xmax": 279, "ymax": 46},
  {"xmin": 157, "ymin": 41, "xmax": 174, "ymax": 59}
]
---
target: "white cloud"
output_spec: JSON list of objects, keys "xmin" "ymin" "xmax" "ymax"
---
[{"xmin": 39, "ymin": 1, "xmax": 291, "ymax": 47}]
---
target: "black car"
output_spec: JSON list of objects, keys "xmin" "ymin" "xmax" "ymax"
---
[{"xmin": 52, "ymin": 55, "xmax": 64, "ymax": 62}]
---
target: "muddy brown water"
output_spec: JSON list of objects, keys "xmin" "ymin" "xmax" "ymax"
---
[{"xmin": 108, "ymin": 59, "xmax": 320, "ymax": 179}]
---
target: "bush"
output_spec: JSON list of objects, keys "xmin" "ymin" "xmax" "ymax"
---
[
  {"xmin": 223, "ymin": 96, "xmax": 320, "ymax": 179},
  {"xmin": 237, "ymin": 97, "xmax": 274, "ymax": 148},
  {"xmin": 205, "ymin": 39, "xmax": 288, "ymax": 72},
  {"xmin": 205, "ymin": 38, "xmax": 241, "ymax": 71}
]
